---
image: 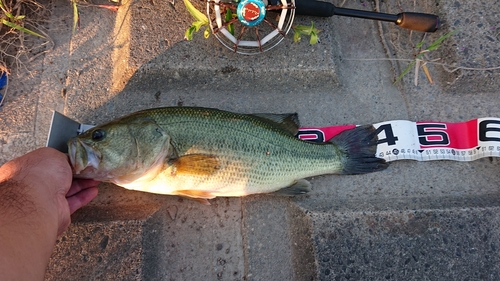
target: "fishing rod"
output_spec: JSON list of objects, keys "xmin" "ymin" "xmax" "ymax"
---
[
  {"xmin": 206, "ymin": 0, "xmax": 440, "ymax": 54},
  {"xmin": 293, "ymin": 0, "xmax": 439, "ymax": 33}
]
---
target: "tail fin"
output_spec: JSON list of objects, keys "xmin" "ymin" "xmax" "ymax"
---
[{"xmin": 329, "ymin": 125, "xmax": 388, "ymax": 174}]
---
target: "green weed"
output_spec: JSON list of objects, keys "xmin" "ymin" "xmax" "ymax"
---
[
  {"xmin": 183, "ymin": 0, "xmax": 210, "ymax": 40},
  {"xmin": 1, "ymin": 0, "xmax": 45, "ymax": 38},
  {"xmin": 293, "ymin": 22, "xmax": 321, "ymax": 45},
  {"xmin": 394, "ymin": 29, "xmax": 459, "ymax": 85}
]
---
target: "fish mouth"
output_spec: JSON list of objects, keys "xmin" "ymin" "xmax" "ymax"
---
[{"xmin": 68, "ymin": 138, "xmax": 102, "ymax": 176}]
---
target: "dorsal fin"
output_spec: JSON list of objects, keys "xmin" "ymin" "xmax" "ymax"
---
[{"xmin": 249, "ymin": 113, "xmax": 300, "ymax": 136}]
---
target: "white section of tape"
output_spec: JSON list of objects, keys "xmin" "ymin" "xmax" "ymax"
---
[{"xmin": 372, "ymin": 118, "xmax": 500, "ymax": 162}]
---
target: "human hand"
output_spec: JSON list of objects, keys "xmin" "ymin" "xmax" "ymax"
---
[
  {"xmin": 0, "ymin": 147, "xmax": 100, "ymax": 280},
  {"xmin": 0, "ymin": 147, "xmax": 99, "ymax": 236}
]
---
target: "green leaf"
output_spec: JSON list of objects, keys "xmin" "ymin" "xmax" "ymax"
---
[
  {"xmin": 426, "ymin": 29, "xmax": 459, "ymax": 51},
  {"xmin": 1, "ymin": 19, "xmax": 45, "ymax": 38},
  {"xmin": 393, "ymin": 59, "xmax": 416, "ymax": 84},
  {"xmin": 394, "ymin": 30, "xmax": 458, "ymax": 85},
  {"xmin": 293, "ymin": 22, "xmax": 321, "ymax": 45},
  {"xmin": 183, "ymin": 0, "xmax": 209, "ymax": 40},
  {"xmin": 183, "ymin": 0, "xmax": 208, "ymax": 24},
  {"xmin": 293, "ymin": 30, "xmax": 301, "ymax": 43},
  {"xmin": 293, "ymin": 25, "xmax": 311, "ymax": 34},
  {"xmin": 185, "ymin": 24, "xmax": 211, "ymax": 40},
  {"xmin": 309, "ymin": 31, "xmax": 318, "ymax": 45},
  {"xmin": 184, "ymin": 26, "xmax": 196, "ymax": 40},
  {"xmin": 0, "ymin": 0, "xmax": 15, "ymax": 19},
  {"xmin": 225, "ymin": 9, "xmax": 234, "ymax": 35},
  {"xmin": 72, "ymin": 0, "xmax": 78, "ymax": 34},
  {"xmin": 192, "ymin": 21, "xmax": 205, "ymax": 31}
]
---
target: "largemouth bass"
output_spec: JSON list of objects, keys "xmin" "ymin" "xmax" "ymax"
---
[{"xmin": 68, "ymin": 107, "xmax": 387, "ymax": 204}]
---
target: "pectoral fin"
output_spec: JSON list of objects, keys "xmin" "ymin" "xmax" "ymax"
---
[
  {"xmin": 272, "ymin": 179, "xmax": 312, "ymax": 196},
  {"xmin": 170, "ymin": 154, "xmax": 220, "ymax": 176}
]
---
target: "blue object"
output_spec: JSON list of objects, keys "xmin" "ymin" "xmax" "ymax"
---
[
  {"xmin": 0, "ymin": 72, "xmax": 7, "ymax": 89},
  {"xmin": 0, "ymin": 72, "xmax": 7, "ymax": 106},
  {"xmin": 237, "ymin": 0, "xmax": 266, "ymax": 27}
]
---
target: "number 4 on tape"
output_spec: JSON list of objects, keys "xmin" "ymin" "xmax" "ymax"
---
[{"xmin": 297, "ymin": 118, "xmax": 500, "ymax": 162}]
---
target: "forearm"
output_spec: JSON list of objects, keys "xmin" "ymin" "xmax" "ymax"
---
[{"xmin": 0, "ymin": 168, "xmax": 58, "ymax": 280}]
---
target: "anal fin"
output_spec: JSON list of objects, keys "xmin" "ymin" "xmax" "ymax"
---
[
  {"xmin": 180, "ymin": 196, "xmax": 211, "ymax": 205},
  {"xmin": 175, "ymin": 190, "xmax": 215, "ymax": 205},
  {"xmin": 272, "ymin": 179, "xmax": 312, "ymax": 196}
]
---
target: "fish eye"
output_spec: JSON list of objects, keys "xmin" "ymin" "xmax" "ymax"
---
[{"xmin": 92, "ymin": 129, "xmax": 106, "ymax": 141}]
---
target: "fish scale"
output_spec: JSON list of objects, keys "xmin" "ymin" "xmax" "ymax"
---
[{"xmin": 68, "ymin": 107, "xmax": 387, "ymax": 202}]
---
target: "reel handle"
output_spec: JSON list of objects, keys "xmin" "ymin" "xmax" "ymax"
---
[{"xmin": 294, "ymin": 0, "xmax": 439, "ymax": 32}]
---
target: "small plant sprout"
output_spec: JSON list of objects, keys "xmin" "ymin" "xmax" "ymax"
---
[
  {"xmin": 71, "ymin": 1, "xmax": 119, "ymax": 34},
  {"xmin": 394, "ymin": 29, "xmax": 459, "ymax": 85},
  {"xmin": 183, "ymin": 0, "xmax": 210, "ymax": 40},
  {"xmin": 293, "ymin": 22, "xmax": 321, "ymax": 45},
  {"xmin": 224, "ymin": 8, "xmax": 235, "ymax": 36},
  {"xmin": 72, "ymin": 0, "xmax": 79, "ymax": 34},
  {"xmin": 0, "ymin": 0, "xmax": 45, "ymax": 38}
]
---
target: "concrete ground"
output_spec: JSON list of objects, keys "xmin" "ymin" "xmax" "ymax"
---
[{"xmin": 1, "ymin": 0, "xmax": 499, "ymax": 279}]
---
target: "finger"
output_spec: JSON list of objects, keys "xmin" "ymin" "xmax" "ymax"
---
[
  {"xmin": 66, "ymin": 179, "xmax": 100, "ymax": 197},
  {"xmin": 67, "ymin": 187, "xmax": 99, "ymax": 214}
]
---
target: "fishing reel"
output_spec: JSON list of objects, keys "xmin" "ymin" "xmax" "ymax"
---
[
  {"xmin": 206, "ymin": 0, "xmax": 440, "ymax": 54},
  {"xmin": 207, "ymin": 0, "xmax": 296, "ymax": 54}
]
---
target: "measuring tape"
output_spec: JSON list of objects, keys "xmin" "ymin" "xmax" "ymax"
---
[{"xmin": 297, "ymin": 118, "xmax": 500, "ymax": 162}]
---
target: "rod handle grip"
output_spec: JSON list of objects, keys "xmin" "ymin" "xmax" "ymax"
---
[{"xmin": 397, "ymin": 12, "xmax": 440, "ymax": 32}]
